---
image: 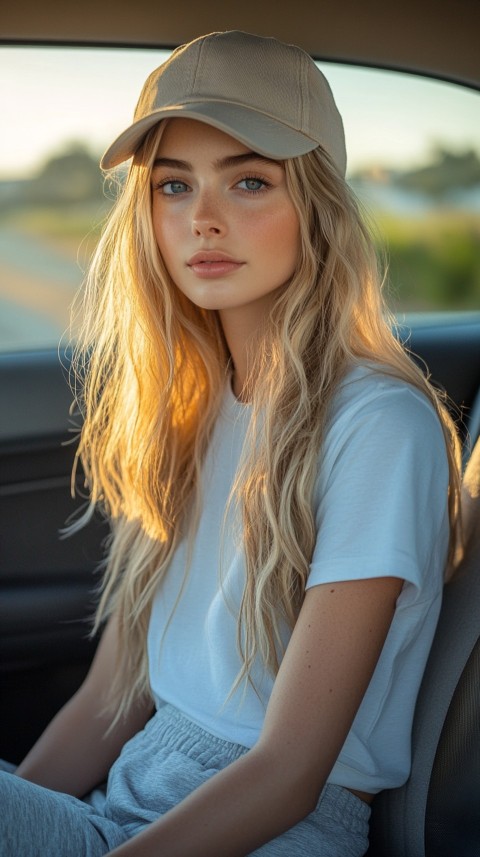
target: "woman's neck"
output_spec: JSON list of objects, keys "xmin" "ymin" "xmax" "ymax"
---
[{"xmin": 219, "ymin": 300, "xmax": 272, "ymax": 402}]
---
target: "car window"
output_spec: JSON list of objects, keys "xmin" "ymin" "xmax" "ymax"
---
[
  {"xmin": 0, "ymin": 46, "xmax": 479, "ymax": 352},
  {"xmin": 328, "ymin": 65, "xmax": 480, "ymax": 317}
]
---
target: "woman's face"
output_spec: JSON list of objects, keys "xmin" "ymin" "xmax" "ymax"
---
[{"xmin": 151, "ymin": 118, "xmax": 300, "ymax": 328}]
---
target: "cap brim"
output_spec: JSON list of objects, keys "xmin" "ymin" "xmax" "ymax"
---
[{"xmin": 100, "ymin": 101, "xmax": 320, "ymax": 169}]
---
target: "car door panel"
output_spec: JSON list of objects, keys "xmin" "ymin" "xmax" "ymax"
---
[{"xmin": 0, "ymin": 349, "xmax": 107, "ymax": 762}]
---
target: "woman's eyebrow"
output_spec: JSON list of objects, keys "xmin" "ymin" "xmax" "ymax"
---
[
  {"xmin": 152, "ymin": 157, "xmax": 191, "ymax": 171},
  {"xmin": 152, "ymin": 153, "xmax": 280, "ymax": 171},
  {"xmin": 214, "ymin": 153, "xmax": 281, "ymax": 170}
]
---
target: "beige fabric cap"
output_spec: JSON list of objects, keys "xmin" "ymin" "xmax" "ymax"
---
[{"xmin": 101, "ymin": 31, "xmax": 347, "ymax": 175}]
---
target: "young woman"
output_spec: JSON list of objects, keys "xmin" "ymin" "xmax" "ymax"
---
[{"xmin": 0, "ymin": 30, "xmax": 461, "ymax": 857}]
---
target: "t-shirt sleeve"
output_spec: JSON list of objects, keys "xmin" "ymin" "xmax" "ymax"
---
[{"xmin": 307, "ymin": 382, "xmax": 450, "ymax": 591}]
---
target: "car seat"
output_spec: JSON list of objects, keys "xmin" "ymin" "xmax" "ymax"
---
[{"xmin": 367, "ymin": 438, "xmax": 480, "ymax": 856}]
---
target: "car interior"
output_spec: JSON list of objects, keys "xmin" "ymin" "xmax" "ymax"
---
[{"xmin": 1, "ymin": 2, "xmax": 479, "ymax": 854}]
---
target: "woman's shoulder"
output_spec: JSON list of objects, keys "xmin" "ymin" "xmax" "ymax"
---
[
  {"xmin": 332, "ymin": 360, "xmax": 440, "ymax": 427},
  {"xmin": 324, "ymin": 360, "xmax": 447, "ymax": 469}
]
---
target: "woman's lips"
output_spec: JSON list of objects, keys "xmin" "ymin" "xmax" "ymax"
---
[{"xmin": 187, "ymin": 253, "xmax": 245, "ymax": 279}]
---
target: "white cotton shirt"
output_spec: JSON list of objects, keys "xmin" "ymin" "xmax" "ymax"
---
[{"xmin": 147, "ymin": 364, "xmax": 450, "ymax": 792}]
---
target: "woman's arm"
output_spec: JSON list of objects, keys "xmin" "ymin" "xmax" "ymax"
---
[
  {"xmin": 15, "ymin": 613, "xmax": 153, "ymax": 798},
  {"xmin": 108, "ymin": 575, "xmax": 403, "ymax": 857}
]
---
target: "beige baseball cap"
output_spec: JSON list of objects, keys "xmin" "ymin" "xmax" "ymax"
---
[{"xmin": 101, "ymin": 31, "xmax": 347, "ymax": 175}]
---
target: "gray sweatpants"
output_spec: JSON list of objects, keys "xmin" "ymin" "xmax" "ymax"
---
[{"xmin": 0, "ymin": 704, "xmax": 370, "ymax": 856}]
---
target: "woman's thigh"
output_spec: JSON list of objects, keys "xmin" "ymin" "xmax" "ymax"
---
[
  {"xmin": 0, "ymin": 770, "xmax": 128, "ymax": 857},
  {"xmin": 250, "ymin": 785, "xmax": 370, "ymax": 857}
]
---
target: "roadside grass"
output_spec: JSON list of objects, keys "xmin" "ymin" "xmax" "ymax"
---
[
  {"xmin": 0, "ymin": 202, "xmax": 111, "ymax": 268},
  {"xmin": 375, "ymin": 210, "xmax": 480, "ymax": 311}
]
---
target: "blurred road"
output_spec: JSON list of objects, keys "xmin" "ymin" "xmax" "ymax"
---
[{"xmin": 0, "ymin": 225, "xmax": 83, "ymax": 350}]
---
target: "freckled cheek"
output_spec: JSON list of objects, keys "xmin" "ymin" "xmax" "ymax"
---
[
  {"xmin": 152, "ymin": 216, "xmax": 185, "ymax": 271},
  {"xmin": 151, "ymin": 206, "xmax": 164, "ymax": 250},
  {"xmin": 254, "ymin": 212, "xmax": 300, "ymax": 271},
  {"xmin": 245, "ymin": 209, "xmax": 298, "ymax": 244}
]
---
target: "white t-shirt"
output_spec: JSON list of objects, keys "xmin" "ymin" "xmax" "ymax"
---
[{"xmin": 147, "ymin": 364, "xmax": 450, "ymax": 792}]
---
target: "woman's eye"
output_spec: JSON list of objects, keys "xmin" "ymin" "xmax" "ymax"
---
[
  {"xmin": 160, "ymin": 180, "xmax": 189, "ymax": 195},
  {"xmin": 237, "ymin": 177, "xmax": 267, "ymax": 192}
]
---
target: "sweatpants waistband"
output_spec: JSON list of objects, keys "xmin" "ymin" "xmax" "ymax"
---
[{"xmin": 144, "ymin": 703, "xmax": 249, "ymax": 766}]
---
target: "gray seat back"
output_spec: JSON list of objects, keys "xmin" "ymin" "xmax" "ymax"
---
[{"xmin": 368, "ymin": 440, "xmax": 480, "ymax": 856}]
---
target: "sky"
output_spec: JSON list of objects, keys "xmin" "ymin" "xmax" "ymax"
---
[{"xmin": 1, "ymin": 45, "xmax": 479, "ymax": 180}]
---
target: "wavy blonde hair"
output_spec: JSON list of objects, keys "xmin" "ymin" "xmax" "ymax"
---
[{"xmin": 72, "ymin": 123, "xmax": 462, "ymax": 719}]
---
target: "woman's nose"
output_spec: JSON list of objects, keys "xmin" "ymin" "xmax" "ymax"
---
[{"xmin": 191, "ymin": 192, "xmax": 227, "ymax": 238}]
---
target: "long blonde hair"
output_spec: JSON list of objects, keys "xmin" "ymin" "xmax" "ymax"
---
[{"xmin": 72, "ymin": 123, "xmax": 462, "ymax": 719}]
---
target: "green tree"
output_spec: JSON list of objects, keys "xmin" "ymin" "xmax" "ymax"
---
[
  {"xmin": 395, "ymin": 147, "xmax": 480, "ymax": 198},
  {"xmin": 28, "ymin": 142, "xmax": 104, "ymax": 205}
]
